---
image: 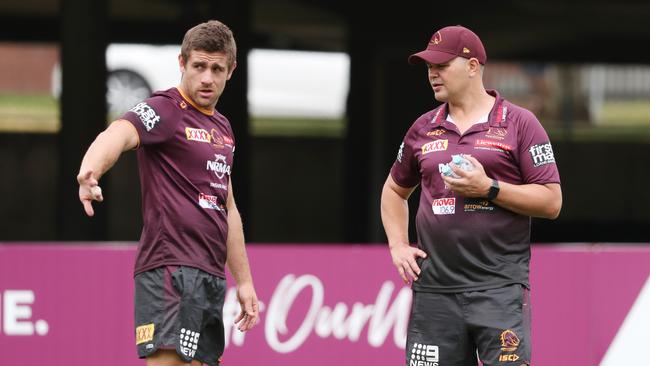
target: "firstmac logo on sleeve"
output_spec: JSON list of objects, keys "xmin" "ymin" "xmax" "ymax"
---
[{"xmin": 529, "ymin": 142, "xmax": 555, "ymax": 167}]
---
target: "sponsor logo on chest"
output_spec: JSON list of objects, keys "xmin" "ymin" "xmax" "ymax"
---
[
  {"xmin": 198, "ymin": 193, "xmax": 224, "ymax": 211},
  {"xmin": 486, "ymin": 127, "xmax": 507, "ymax": 140},
  {"xmin": 185, "ymin": 127, "xmax": 211, "ymax": 143},
  {"xmin": 421, "ymin": 140, "xmax": 448, "ymax": 155},
  {"xmin": 474, "ymin": 139, "xmax": 512, "ymax": 152},
  {"xmin": 206, "ymin": 154, "xmax": 232, "ymax": 179},
  {"xmin": 426, "ymin": 128, "xmax": 446, "ymax": 137},
  {"xmin": 186, "ymin": 127, "xmax": 234, "ymax": 151},
  {"xmin": 464, "ymin": 198, "xmax": 495, "ymax": 213},
  {"xmin": 431, "ymin": 197, "xmax": 455, "ymax": 215}
]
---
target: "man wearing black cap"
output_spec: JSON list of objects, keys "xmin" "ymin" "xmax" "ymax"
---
[{"xmin": 380, "ymin": 25, "xmax": 562, "ymax": 366}]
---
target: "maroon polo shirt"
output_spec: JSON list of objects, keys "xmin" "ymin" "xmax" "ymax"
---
[
  {"xmin": 122, "ymin": 87, "xmax": 235, "ymax": 278},
  {"xmin": 390, "ymin": 90, "xmax": 560, "ymax": 292}
]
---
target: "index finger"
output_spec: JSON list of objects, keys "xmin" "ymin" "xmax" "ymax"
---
[{"xmin": 82, "ymin": 199, "xmax": 95, "ymax": 217}]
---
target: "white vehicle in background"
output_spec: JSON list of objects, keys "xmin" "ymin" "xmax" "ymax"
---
[{"xmin": 52, "ymin": 44, "xmax": 350, "ymax": 120}]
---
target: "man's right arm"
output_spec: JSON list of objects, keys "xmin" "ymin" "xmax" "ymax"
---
[
  {"xmin": 77, "ymin": 119, "xmax": 139, "ymax": 216},
  {"xmin": 380, "ymin": 175, "xmax": 427, "ymax": 284}
]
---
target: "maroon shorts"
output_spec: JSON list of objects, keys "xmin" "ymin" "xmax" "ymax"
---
[{"xmin": 134, "ymin": 266, "xmax": 226, "ymax": 366}]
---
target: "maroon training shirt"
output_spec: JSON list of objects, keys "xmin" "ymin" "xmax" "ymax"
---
[
  {"xmin": 122, "ymin": 87, "xmax": 235, "ymax": 278},
  {"xmin": 390, "ymin": 90, "xmax": 560, "ymax": 293}
]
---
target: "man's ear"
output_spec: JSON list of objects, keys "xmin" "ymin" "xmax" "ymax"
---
[
  {"xmin": 227, "ymin": 61, "xmax": 237, "ymax": 80},
  {"xmin": 467, "ymin": 57, "xmax": 481, "ymax": 77},
  {"xmin": 178, "ymin": 53, "xmax": 186, "ymax": 73}
]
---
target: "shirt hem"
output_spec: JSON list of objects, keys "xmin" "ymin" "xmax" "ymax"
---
[
  {"xmin": 412, "ymin": 280, "xmax": 529, "ymax": 293},
  {"xmin": 134, "ymin": 261, "xmax": 226, "ymax": 280}
]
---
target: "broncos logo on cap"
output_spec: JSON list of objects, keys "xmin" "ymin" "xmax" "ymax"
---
[{"xmin": 430, "ymin": 31, "xmax": 442, "ymax": 45}]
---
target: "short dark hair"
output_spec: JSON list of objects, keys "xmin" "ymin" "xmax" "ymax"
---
[{"xmin": 181, "ymin": 20, "xmax": 237, "ymax": 68}]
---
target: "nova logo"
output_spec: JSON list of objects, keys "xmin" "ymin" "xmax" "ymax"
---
[
  {"xmin": 431, "ymin": 197, "xmax": 455, "ymax": 215},
  {"xmin": 421, "ymin": 140, "xmax": 448, "ymax": 155},
  {"xmin": 409, "ymin": 342, "xmax": 439, "ymax": 366}
]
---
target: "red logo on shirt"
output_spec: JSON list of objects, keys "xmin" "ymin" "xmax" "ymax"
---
[
  {"xmin": 198, "ymin": 193, "xmax": 224, "ymax": 211},
  {"xmin": 475, "ymin": 139, "xmax": 512, "ymax": 152}
]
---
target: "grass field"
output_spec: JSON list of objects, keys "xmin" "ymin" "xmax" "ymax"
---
[
  {"xmin": 1, "ymin": 93, "xmax": 650, "ymax": 140},
  {"xmin": 0, "ymin": 94, "xmax": 59, "ymax": 133}
]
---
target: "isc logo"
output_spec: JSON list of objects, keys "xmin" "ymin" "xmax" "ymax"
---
[{"xmin": 499, "ymin": 354, "xmax": 520, "ymax": 362}]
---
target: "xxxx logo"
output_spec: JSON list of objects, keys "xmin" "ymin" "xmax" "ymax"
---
[
  {"xmin": 136, "ymin": 323, "xmax": 155, "ymax": 345},
  {"xmin": 421, "ymin": 140, "xmax": 448, "ymax": 155},
  {"xmin": 185, "ymin": 127, "xmax": 211, "ymax": 143}
]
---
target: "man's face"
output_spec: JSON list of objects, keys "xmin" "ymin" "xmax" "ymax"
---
[
  {"xmin": 426, "ymin": 57, "xmax": 472, "ymax": 102},
  {"xmin": 179, "ymin": 49, "xmax": 236, "ymax": 110}
]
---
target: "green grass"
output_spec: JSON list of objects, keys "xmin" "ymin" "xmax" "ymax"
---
[
  {"xmin": 1, "ymin": 93, "xmax": 649, "ymax": 142},
  {"xmin": 0, "ymin": 94, "xmax": 59, "ymax": 133},
  {"xmin": 250, "ymin": 117, "xmax": 346, "ymax": 138}
]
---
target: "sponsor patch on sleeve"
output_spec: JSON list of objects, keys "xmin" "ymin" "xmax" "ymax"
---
[
  {"xmin": 136, "ymin": 323, "xmax": 155, "ymax": 345},
  {"xmin": 528, "ymin": 142, "xmax": 555, "ymax": 167},
  {"xmin": 131, "ymin": 102, "xmax": 161, "ymax": 131}
]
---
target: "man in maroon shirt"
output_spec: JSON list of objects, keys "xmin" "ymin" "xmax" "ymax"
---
[
  {"xmin": 77, "ymin": 20, "xmax": 258, "ymax": 366},
  {"xmin": 381, "ymin": 25, "xmax": 562, "ymax": 366}
]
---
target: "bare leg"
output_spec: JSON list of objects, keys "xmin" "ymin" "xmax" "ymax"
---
[{"xmin": 146, "ymin": 349, "xmax": 203, "ymax": 366}]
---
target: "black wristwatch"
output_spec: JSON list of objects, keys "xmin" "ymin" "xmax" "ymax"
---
[{"xmin": 487, "ymin": 179, "xmax": 500, "ymax": 200}]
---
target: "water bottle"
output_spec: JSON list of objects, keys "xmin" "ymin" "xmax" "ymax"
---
[
  {"xmin": 439, "ymin": 154, "xmax": 474, "ymax": 178},
  {"xmin": 451, "ymin": 154, "xmax": 474, "ymax": 172},
  {"xmin": 439, "ymin": 163, "xmax": 459, "ymax": 178}
]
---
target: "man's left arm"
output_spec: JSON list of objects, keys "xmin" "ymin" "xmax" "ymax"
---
[
  {"xmin": 226, "ymin": 180, "xmax": 259, "ymax": 331},
  {"xmin": 443, "ymin": 155, "xmax": 562, "ymax": 219}
]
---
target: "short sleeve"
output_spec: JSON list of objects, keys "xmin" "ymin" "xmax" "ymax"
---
[
  {"xmin": 516, "ymin": 110, "xmax": 561, "ymax": 185},
  {"xmin": 121, "ymin": 96, "xmax": 181, "ymax": 146},
  {"xmin": 390, "ymin": 126, "xmax": 421, "ymax": 188}
]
